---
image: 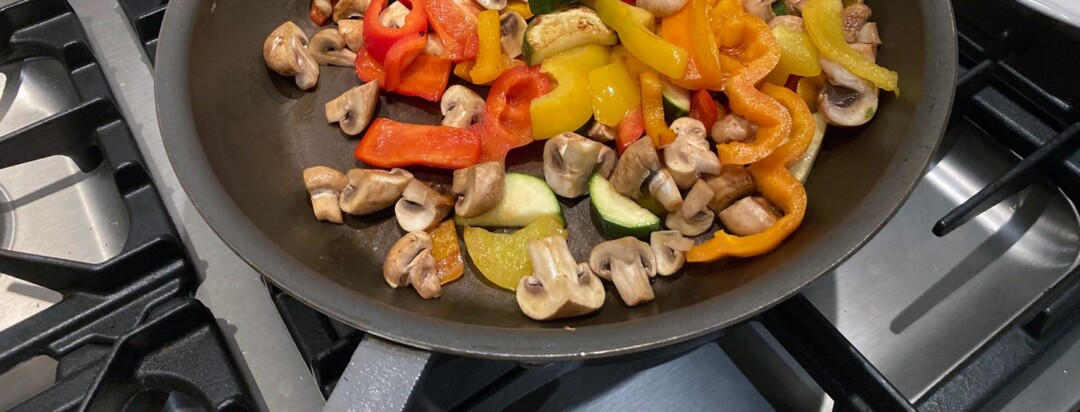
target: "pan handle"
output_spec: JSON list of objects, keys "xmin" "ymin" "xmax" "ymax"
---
[{"xmin": 322, "ymin": 336, "xmax": 432, "ymax": 412}]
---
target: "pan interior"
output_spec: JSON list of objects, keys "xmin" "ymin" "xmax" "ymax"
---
[{"xmin": 183, "ymin": 0, "xmax": 931, "ymax": 331}]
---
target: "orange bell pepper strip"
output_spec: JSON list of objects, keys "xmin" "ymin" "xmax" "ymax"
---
[
  {"xmin": 660, "ymin": 0, "xmax": 725, "ymax": 90},
  {"xmin": 430, "ymin": 219, "xmax": 464, "ymax": 284},
  {"xmin": 355, "ymin": 118, "xmax": 482, "ymax": 169},
  {"xmin": 688, "ymin": 84, "xmax": 814, "ymax": 262},
  {"xmin": 382, "ymin": 32, "xmax": 428, "ymax": 91},
  {"xmin": 639, "ymin": 72, "xmax": 676, "ymax": 147},
  {"xmin": 354, "ymin": 46, "xmax": 453, "ymax": 101},
  {"xmin": 710, "ymin": 0, "xmax": 791, "ymax": 165},
  {"xmin": 469, "ymin": 10, "xmax": 509, "ymax": 84}
]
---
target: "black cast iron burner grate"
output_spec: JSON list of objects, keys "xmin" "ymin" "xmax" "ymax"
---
[{"xmin": 0, "ymin": 0, "xmax": 254, "ymax": 410}]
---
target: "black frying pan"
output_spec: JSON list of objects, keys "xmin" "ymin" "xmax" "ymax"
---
[{"xmin": 155, "ymin": 0, "xmax": 956, "ymax": 360}]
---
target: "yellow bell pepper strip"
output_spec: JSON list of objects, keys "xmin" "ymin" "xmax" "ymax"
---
[
  {"xmin": 454, "ymin": 59, "xmax": 524, "ymax": 85},
  {"xmin": 430, "ymin": 219, "xmax": 464, "ymax": 284},
  {"xmin": 506, "ymin": 0, "xmax": 533, "ymax": 19},
  {"xmin": 589, "ymin": 60, "xmax": 641, "ymax": 127},
  {"xmin": 796, "ymin": 75, "xmax": 822, "ymax": 110},
  {"xmin": 529, "ymin": 46, "xmax": 609, "ymax": 139},
  {"xmin": 687, "ymin": 84, "xmax": 813, "ymax": 262},
  {"xmin": 803, "ymin": 0, "xmax": 899, "ymax": 93},
  {"xmin": 595, "ymin": 0, "xmax": 688, "ymax": 79},
  {"xmin": 660, "ymin": 0, "xmax": 725, "ymax": 90},
  {"xmin": 710, "ymin": 0, "xmax": 791, "ymax": 165},
  {"xmin": 765, "ymin": 24, "xmax": 822, "ymax": 86},
  {"xmin": 470, "ymin": 10, "xmax": 509, "ymax": 84},
  {"xmin": 610, "ymin": 45, "xmax": 656, "ymax": 79},
  {"xmin": 639, "ymin": 72, "xmax": 676, "ymax": 147}
]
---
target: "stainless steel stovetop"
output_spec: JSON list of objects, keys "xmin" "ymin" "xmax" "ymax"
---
[{"xmin": 1, "ymin": 0, "xmax": 1078, "ymax": 410}]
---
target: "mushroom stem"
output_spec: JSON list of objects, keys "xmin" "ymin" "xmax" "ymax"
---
[
  {"xmin": 516, "ymin": 236, "xmax": 606, "ymax": 321},
  {"xmin": 589, "ymin": 237, "xmax": 658, "ymax": 307},
  {"xmin": 384, "ymin": 232, "xmax": 442, "ymax": 299},
  {"xmin": 452, "ymin": 161, "xmax": 505, "ymax": 217},
  {"xmin": 303, "ymin": 166, "xmax": 348, "ymax": 223},
  {"xmin": 325, "ymin": 82, "xmax": 380, "ymax": 135},
  {"xmin": 610, "ymin": 137, "xmax": 661, "ymax": 199},
  {"xmin": 543, "ymin": 132, "xmax": 616, "ymax": 198},
  {"xmin": 263, "ymin": 22, "xmax": 320, "ymax": 90}
]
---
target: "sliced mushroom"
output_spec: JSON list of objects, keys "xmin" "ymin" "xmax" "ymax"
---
[
  {"xmin": 854, "ymin": 22, "xmax": 880, "ymax": 46},
  {"xmin": 637, "ymin": 0, "xmax": 688, "ymax": 18},
  {"xmin": 263, "ymin": 22, "xmax": 320, "ymax": 90},
  {"xmin": 711, "ymin": 113, "xmax": 755, "ymax": 144},
  {"xmin": 543, "ymin": 132, "xmax": 616, "ymax": 198},
  {"xmin": 849, "ymin": 42, "xmax": 877, "ymax": 63},
  {"xmin": 769, "ymin": 15, "xmax": 804, "ymax": 32},
  {"xmin": 645, "ymin": 169, "xmax": 683, "ymax": 212},
  {"xmin": 651, "ymin": 230, "xmax": 693, "ymax": 276},
  {"xmin": 310, "ymin": 28, "xmax": 358, "ymax": 66},
  {"xmin": 587, "ymin": 122, "xmax": 616, "ymax": 143},
  {"xmin": 440, "ymin": 85, "xmax": 486, "ymax": 128},
  {"xmin": 395, "ymin": 180, "xmax": 454, "ymax": 232},
  {"xmin": 666, "ymin": 180, "xmax": 715, "ymax": 236},
  {"xmin": 743, "ymin": 0, "xmax": 776, "ymax": 22},
  {"xmin": 841, "ymin": 3, "xmax": 872, "ymax": 43},
  {"xmin": 383, "ymin": 232, "xmax": 441, "ymax": 299},
  {"xmin": 610, "ymin": 137, "xmax": 660, "ymax": 199},
  {"xmin": 719, "ymin": 196, "xmax": 781, "ymax": 236},
  {"xmin": 818, "ymin": 58, "xmax": 879, "ymax": 127},
  {"xmin": 452, "ymin": 161, "xmax": 505, "ymax": 217},
  {"xmin": 380, "ymin": 1, "xmax": 410, "ymax": 28},
  {"xmin": 784, "ymin": 0, "xmax": 807, "ymax": 15},
  {"xmin": 303, "ymin": 166, "xmax": 348, "ymax": 223},
  {"xmin": 424, "ymin": 35, "xmax": 446, "ymax": 57},
  {"xmin": 500, "ymin": 11, "xmax": 527, "ymax": 58},
  {"xmin": 474, "ymin": 0, "xmax": 507, "ymax": 11},
  {"xmin": 325, "ymin": 82, "xmax": 380, "ymax": 135},
  {"xmin": 516, "ymin": 236, "xmax": 606, "ymax": 321},
  {"xmin": 589, "ymin": 237, "xmax": 657, "ymax": 307},
  {"xmin": 333, "ymin": 0, "xmax": 370, "ymax": 22},
  {"xmin": 704, "ymin": 165, "xmax": 756, "ymax": 213},
  {"xmin": 664, "ymin": 118, "xmax": 722, "ymax": 190},
  {"xmin": 312, "ymin": 0, "xmax": 333, "ymax": 24},
  {"xmin": 338, "ymin": 19, "xmax": 365, "ymax": 52},
  {"xmin": 339, "ymin": 168, "xmax": 414, "ymax": 215}
]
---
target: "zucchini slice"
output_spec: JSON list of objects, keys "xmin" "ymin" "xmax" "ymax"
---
[
  {"xmin": 522, "ymin": 6, "xmax": 617, "ymax": 65},
  {"xmin": 455, "ymin": 173, "xmax": 564, "ymax": 227},
  {"xmin": 589, "ymin": 174, "xmax": 661, "ymax": 239}
]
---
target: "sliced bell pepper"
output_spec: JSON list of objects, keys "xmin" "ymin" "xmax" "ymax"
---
[
  {"xmin": 470, "ymin": 10, "xmax": 509, "ymax": 84},
  {"xmin": 765, "ymin": 24, "xmax": 822, "ymax": 86},
  {"xmin": 529, "ymin": 46, "xmax": 610, "ymax": 139},
  {"xmin": 354, "ymin": 46, "xmax": 453, "ymax": 101},
  {"xmin": 454, "ymin": 59, "xmax": 524, "ymax": 85},
  {"xmin": 506, "ymin": 0, "xmax": 533, "ymax": 19},
  {"xmin": 426, "ymin": 0, "xmax": 482, "ymax": 62},
  {"xmin": 475, "ymin": 65, "xmax": 552, "ymax": 161},
  {"xmin": 687, "ymin": 84, "xmax": 813, "ymax": 262},
  {"xmin": 610, "ymin": 45, "xmax": 656, "ymax": 80},
  {"xmin": 615, "ymin": 107, "xmax": 645, "ymax": 155},
  {"xmin": 430, "ymin": 219, "xmax": 464, "ymax": 284},
  {"xmin": 595, "ymin": 0, "xmax": 688, "ymax": 79},
  {"xmin": 355, "ymin": 118, "xmax": 481, "ymax": 169},
  {"xmin": 796, "ymin": 75, "xmax": 823, "ymax": 110},
  {"xmin": 803, "ymin": 0, "xmax": 899, "ymax": 93},
  {"xmin": 364, "ymin": 0, "xmax": 429, "ymax": 62},
  {"xmin": 690, "ymin": 89, "xmax": 720, "ymax": 130},
  {"xmin": 710, "ymin": 0, "xmax": 791, "ymax": 165},
  {"xmin": 589, "ymin": 60, "xmax": 640, "ymax": 127},
  {"xmin": 639, "ymin": 72, "xmax": 676, "ymax": 147},
  {"xmin": 382, "ymin": 32, "xmax": 428, "ymax": 91},
  {"xmin": 660, "ymin": 0, "xmax": 725, "ymax": 90}
]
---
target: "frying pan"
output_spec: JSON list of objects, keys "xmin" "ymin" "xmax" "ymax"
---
[{"xmin": 155, "ymin": 0, "xmax": 956, "ymax": 362}]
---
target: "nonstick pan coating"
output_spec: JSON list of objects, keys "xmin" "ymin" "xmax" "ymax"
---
[{"xmin": 156, "ymin": 0, "xmax": 956, "ymax": 360}]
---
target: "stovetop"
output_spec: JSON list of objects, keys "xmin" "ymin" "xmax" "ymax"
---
[{"xmin": 2, "ymin": 0, "xmax": 1079, "ymax": 410}]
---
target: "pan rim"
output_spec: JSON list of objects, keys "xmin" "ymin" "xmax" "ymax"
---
[{"xmin": 155, "ymin": 0, "xmax": 957, "ymax": 361}]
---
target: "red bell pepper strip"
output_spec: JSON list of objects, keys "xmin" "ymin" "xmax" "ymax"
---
[
  {"xmin": 426, "ymin": 0, "xmax": 481, "ymax": 62},
  {"xmin": 382, "ymin": 32, "xmax": 428, "ymax": 91},
  {"xmin": 364, "ymin": 0, "xmax": 429, "ymax": 62},
  {"xmin": 354, "ymin": 46, "xmax": 452, "ymax": 101},
  {"xmin": 614, "ymin": 107, "xmax": 645, "ymax": 155},
  {"xmin": 355, "ymin": 118, "xmax": 481, "ymax": 169},
  {"xmin": 689, "ymin": 89, "xmax": 719, "ymax": 131},
  {"xmin": 473, "ymin": 65, "xmax": 551, "ymax": 162},
  {"xmin": 309, "ymin": 0, "xmax": 337, "ymax": 26}
]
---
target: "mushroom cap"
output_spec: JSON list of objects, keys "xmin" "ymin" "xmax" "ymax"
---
[
  {"xmin": 670, "ymin": 117, "xmax": 708, "ymax": 141},
  {"xmin": 587, "ymin": 122, "xmax": 616, "ymax": 143},
  {"xmin": 263, "ymin": 21, "xmax": 320, "ymax": 90},
  {"xmin": 499, "ymin": 11, "xmax": 527, "ymax": 58},
  {"xmin": 395, "ymin": 180, "xmax": 454, "ymax": 232},
  {"xmin": 337, "ymin": 19, "xmax": 365, "ymax": 52},
  {"xmin": 475, "ymin": 0, "xmax": 508, "ymax": 10},
  {"xmin": 303, "ymin": 166, "xmax": 348, "ymax": 192},
  {"xmin": 452, "ymin": 161, "xmax": 505, "ymax": 218},
  {"xmin": 325, "ymin": 81, "xmax": 380, "ymax": 135},
  {"xmin": 543, "ymin": 132, "xmax": 611, "ymax": 198},
  {"xmin": 704, "ymin": 164, "xmax": 756, "ymax": 213},
  {"xmin": 636, "ymin": 0, "xmax": 687, "ymax": 18},
  {"xmin": 664, "ymin": 126, "xmax": 722, "ymax": 190},
  {"xmin": 610, "ymin": 137, "xmax": 660, "ymax": 199},
  {"xmin": 440, "ymin": 85, "xmax": 486, "ymax": 128},
  {"xmin": 841, "ymin": 3, "xmax": 872, "ymax": 43},
  {"xmin": 310, "ymin": 28, "xmax": 358, "ymax": 67},
  {"xmin": 666, "ymin": 179, "xmax": 715, "ymax": 236},
  {"xmin": 651, "ymin": 230, "xmax": 693, "ymax": 277},
  {"xmin": 333, "ymin": 0, "xmax": 371, "ymax": 22},
  {"xmin": 340, "ymin": 168, "xmax": 414, "ymax": 215},
  {"xmin": 589, "ymin": 237, "xmax": 657, "ymax": 307},
  {"xmin": 383, "ymin": 232, "xmax": 441, "ymax": 299},
  {"xmin": 711, "ymin": 113, "xmax": 754, "ymax": 145},
  {"xmin": 818, "ymin": 58, "xmax": 879, "ymax": 127},
  {"xmin": 516, "ymin": 236, "xmax": 605, "ymax": 321},
  {"xmin": 718, "ymin": 196, "xmax": 781, "ymax": 237}
]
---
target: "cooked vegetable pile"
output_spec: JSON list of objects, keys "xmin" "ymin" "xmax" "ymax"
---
[{"xmin": 269, "ymin": 0, "xmax": 897, "ymax": 321}]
